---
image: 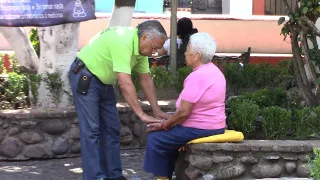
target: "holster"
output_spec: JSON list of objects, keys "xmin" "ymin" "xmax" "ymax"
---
[{"xmin": 72, "ymin": 58, "xmax": 85, "ymax": 74}]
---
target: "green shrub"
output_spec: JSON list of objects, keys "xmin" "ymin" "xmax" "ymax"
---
[
  {"xmin": 262, "ymin": 106, "xmax": 292, "ymax": 140},
  {"xmin": 150, "ymin": 66, "xmax": 173, "ymax": 89},
  {"xmin": 0, "ymin": 54, "xmax": 3, "ymax": 74},
  {"xmin": 0, "ymin": 72, "xmax": 28, "ymax": 109},
  {"xmin": 293, "ymin": 107, "xmax": 320, "ymax": 140},
  {"xmin": 174, "ymin": 66, "xmax": 192, "ymax": 93},
  {"xmin": 29, "ymin": 28, "xmax": 40, "ymax": 57},
  {"xmin": 9, "ymin": 55, "xmax": 21, "ymax": 73},
  {"xmin": 309, "ymin": 148, "xmax": 320, "ymax": 180},
  {"xmin": 28, "ymin": 74, "xmax": 41, "ymax": 106},
  {"xmin": 241, "ymin": 88, "xmax": 288, "ymax": 108},
  {"xmin": 229, "ymin": 99, "xmax": 259, "ymax": 139},
  {"xmin": 222, "ymin": 63, "xmax": 247, "ymax": 94},
  {"xmin": 42, "ymin": 71, "xmax": 64, "ymax": 107}
]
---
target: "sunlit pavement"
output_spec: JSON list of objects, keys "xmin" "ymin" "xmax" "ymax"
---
[{"xmin": 0, "ymin": 149, "xmax": 156, "ymax": 180}]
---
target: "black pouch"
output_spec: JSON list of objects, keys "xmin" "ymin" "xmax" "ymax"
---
[{"xmin": 76, "ymin": 75, "xmax": 92, "ymax": 95}]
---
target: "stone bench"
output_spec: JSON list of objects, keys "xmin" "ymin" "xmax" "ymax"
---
[
  {"xmin": 175, "ymin": 140, "xmax": 320, "ymax": 180},
  {"xmin": 0, "ymin": 101, "xmax": 176, "ymax": 160}
]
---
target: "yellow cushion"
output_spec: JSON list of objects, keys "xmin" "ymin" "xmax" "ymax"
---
[{"xmin": 187, "ymin": 130, "xmax": 244, "ymax": 144}]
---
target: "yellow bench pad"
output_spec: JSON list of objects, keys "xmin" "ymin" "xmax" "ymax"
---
[{"xmin": 187, "ymin": 130, "xmax": 244, "ymax": 144}]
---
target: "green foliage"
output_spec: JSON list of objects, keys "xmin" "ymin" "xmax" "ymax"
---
[
  {"xmin": 222, "ymin": 63, "xmax": 246, "ymax": 94},
  {"xmin": 150, "ymin": 66, "xmax": 173, "ymax": 88},
  {"xmin": 42, "ymin": 71, "xmax": 64, "ymax": 107},
  {"xmin": 262, "ymin": 106, "xmax": 292, "ymax": 140},
  {"xmin": 9, "ymin": 55, "xmax": 21, "ymax": 73},
  {"xmin": 222, "ymin": 61, "xmax": 295, "ymax": 95},
  {"xmin": 293, "ymin": 107, "xmax": 320, "ymax": 140},
  {"xmin": 28, "ymin": 74, "xmax": 41, "ymax": 106},
  {"xmin": 0, "ymin": 54, "xmax": 3, "ymax": 73},
  {"xmin": 309, "ymin": 148, "xmax": 320, "ymax": 180},
  {"xmin": 173, "ymin": 66, "xmax": 192, "ymax": 93},
  {"xmin": 29, "ymin": 28, "xmax": 40, "ymax": 57},
  {"xmin": 239, "ymin": 88, "xmax": 289, "ymax": 109},
  {"xmin": 0, "ymin": 72, "xmax": 28, "ymax": 109},
  {"xmin": 229, "ymin": 99, "xmax": 259, "ymax": 139}
]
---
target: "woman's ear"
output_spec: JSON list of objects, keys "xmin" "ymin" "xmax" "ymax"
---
[{"xmin": 194, "ymin": 51, "xmax": 201, "ymax": 61}]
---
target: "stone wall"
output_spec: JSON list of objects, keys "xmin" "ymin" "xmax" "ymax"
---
[
  {"xmin": 0, "ymin": 101, "xmax": 176, "ymax": 160},
  {"xmin": 175, "ymin": 140, "xmax": 320, "ymax": 180}
]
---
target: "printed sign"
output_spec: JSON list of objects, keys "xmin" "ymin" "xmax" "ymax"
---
[{"xmin": 0, "ymin": 0, "xmax": 96, "ymax": 27}]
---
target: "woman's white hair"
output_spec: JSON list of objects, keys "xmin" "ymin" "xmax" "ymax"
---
[{"xmin": 189, "ymin": 32, "xmax": 217, "ymax": 64}]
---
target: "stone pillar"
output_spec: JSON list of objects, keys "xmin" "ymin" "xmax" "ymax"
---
[
  {"xmin": 252, "ymin": 0, "xmax": 265, "ymax": 15},
  {"xmin": 222, "ymin": 0, "xmax": 253, "ymax": 16}
]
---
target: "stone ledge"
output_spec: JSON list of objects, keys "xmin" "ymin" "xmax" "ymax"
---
[
  {"xmin": 0, "ymin": 100, "xmax": 177, "ymax": 120},
  {"xmin": 175, "ymin": 140, "xmax": 320, "ymax": 180},
  {"xmin": 188, "ymin": 140, "xmax": 320, "ymax": 153},
  {"xmin": 0, "ymin": 101, "xmax": 176, "ymax": 160}
]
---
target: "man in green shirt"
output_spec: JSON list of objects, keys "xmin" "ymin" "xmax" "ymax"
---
[{"xmin": 68, "ymin": 20, "xmax": 168, "ymax": 180}]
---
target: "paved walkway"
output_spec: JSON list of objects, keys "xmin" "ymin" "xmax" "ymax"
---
[
  {"xmin": 0, "ymin": 149, "xmax": 155, "ymax": 180},
  {"xmin": 0, "ymin": 149, "xmax": 312, "ymax": 180}
]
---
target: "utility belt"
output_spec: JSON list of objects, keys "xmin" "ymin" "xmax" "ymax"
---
[{"xmin": 72, "ymin": 57, "xmax": 89, "ymax": 74}]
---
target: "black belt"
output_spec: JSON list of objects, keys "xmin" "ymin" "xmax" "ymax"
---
[{"xmin": 72, "ymin": 57, "xmax": 89, "ymax": 74}]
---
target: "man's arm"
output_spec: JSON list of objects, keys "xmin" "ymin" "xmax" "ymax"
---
[
  {"xmin": 117, "ymin": 72, "xmax": 161, "ymax": 123},
  {"xmin": 139, "ymin": 73, "xmax": 163, "ymax": 117}
]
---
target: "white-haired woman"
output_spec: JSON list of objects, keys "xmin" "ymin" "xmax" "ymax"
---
[{"xmin": 143, "ymin": 32, "xmax": 227, "ymax": 180}]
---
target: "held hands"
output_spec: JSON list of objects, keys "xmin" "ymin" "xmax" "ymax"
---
[
  {"xmin": 154, "ymin": 110, "xmax": 170, "ymax": 120},
  {"xmin": 146, "ymin": 122, "xmax": 163, "ymax": 132},
  {"xmin": 139, "ymin": 113, "xmax": 162, "ymax": 124}
]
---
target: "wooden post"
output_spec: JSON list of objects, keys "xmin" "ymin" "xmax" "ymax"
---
[{"xmin": 170, "ymin": 0, "xmax": 178, "ymax": 75}]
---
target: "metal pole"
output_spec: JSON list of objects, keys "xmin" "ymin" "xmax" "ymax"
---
[{"xmin": 170, "ymin": 0, "xmax": 178, "ymax": 75}]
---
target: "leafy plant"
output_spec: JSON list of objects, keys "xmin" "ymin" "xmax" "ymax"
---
[
  {"xmin": 240, "ymin": 88, "xmax": 288, "ymax": 109},
  {"xmin": 2, "ymin": 72, "xmax": 28, "ymax": 109},
  {"xmin": 262, "ymin": 106, "xmax": 292, "ymax": 140},
  {"xmin": 9, "ymin": 54, "xmax": 21, "ymax": 73},
  {"xmin": 309, "ymin": 148, "xmax": 320, "ymax": 180},
  {"xmin": 29, "ymin": 28, "xmax": 40, "ymax": 57},
  {"xmin": 293, "ymin": 107, "xmax": 320, "ymax": 140},
  {"xmin": 150, "ymin": 66, "xmax": 173, "ymax": 89},
  {"xmin": 42, "ymin": 71, "xmax": 64, "ymax": 107},
  {"xmin": 173, "ymin": 66, "xmax": 192, "ymax": 93},
  {"xmin": 28, "ymin": 74, "xmax": 41, "ymax": 106},
  {"xmin": 229, "ymin": 99, "xmax": 259, "ymax": 139}
]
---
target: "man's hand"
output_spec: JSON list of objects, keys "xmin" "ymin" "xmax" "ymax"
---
[
  {"xmin": 154, "ymin": 110, "xmax": 170, "ymax": 119},
  {"xmin": 139, "ymin": 113, "xmax": 162, "ymax": 124},
  {"xmin": 146, "ymin": 122, "xmax": 163, "ymax": 132}
]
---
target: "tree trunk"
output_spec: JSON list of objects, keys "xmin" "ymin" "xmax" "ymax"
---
[
  {"xmin": 108, "ymin": 0, "xmax": 136, "ymax": 27},
  {"xmin": 291, "ymin": 27, "xmax": 320, "ymax": 106},
  {"xmin": 0, "ymin": 27, "xmax": 39, "ymax": 71},
  {"xmin": 36, "ymin": 23, "xmax": 80, "ymax": 107}
]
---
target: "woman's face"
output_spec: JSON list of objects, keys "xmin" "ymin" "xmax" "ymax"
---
[{"xmin": 184, "ymin": 43, "xmax": 195, "ymax": 67}]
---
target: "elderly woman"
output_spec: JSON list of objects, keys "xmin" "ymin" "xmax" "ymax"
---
[{"xmin": 143, "ymin": 32, "xmax": 226, "ymax": 180}]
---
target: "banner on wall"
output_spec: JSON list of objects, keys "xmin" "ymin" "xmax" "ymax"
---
[{"xmin": 0, "ymin": 0, "xmax": 96, "ymax": 27}]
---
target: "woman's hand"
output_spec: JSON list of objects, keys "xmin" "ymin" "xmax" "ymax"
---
[
  {"xmin": 146, "ymin": 122, "xmax": 163, "ymax": 132},
  {"xmin": 154, "ymin": 110, "xmax": 170, "ymax": 119},
  {"xmin": 139, "ymin": 113, "xmax": 162, "ymax": 124}
]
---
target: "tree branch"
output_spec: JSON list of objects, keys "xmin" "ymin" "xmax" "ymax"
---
[
  {"xmin": 0, "ymin": 27, "xmax": 39, "ymax": 71},
  {"xmin": 282, "ymin": 0, "xmax": 293, "ymax": 14},
  {"xmin": 300, "ymin": 16, "xmax": 320, "ymax": 37}
]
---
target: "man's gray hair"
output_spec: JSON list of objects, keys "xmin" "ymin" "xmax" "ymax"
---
[
  {"xmin": 137, "ymin": 20, "xmax": 167, "ymax": 39},
  {"xmin": 189, "ymin": 32, "xmax": 217, "ymax": 64}
]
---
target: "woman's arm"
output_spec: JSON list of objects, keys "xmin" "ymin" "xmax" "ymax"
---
[{"xmin": 162, "ymin": 99, "xmax": 193, "ymax": 129}]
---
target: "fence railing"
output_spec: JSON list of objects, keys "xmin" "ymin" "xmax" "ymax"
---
[
  {"xmin": 265, "ymin": 0, "xmax": 297, "ymax": 15},
  {"xmin": 164, "ymin": 0, "xmax": 192, "ymax": 8}
]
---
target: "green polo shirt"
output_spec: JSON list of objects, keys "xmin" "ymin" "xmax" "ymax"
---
[{"xmin": 77, "ymin": 26, "xmax": 150, "ymax": 84}]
